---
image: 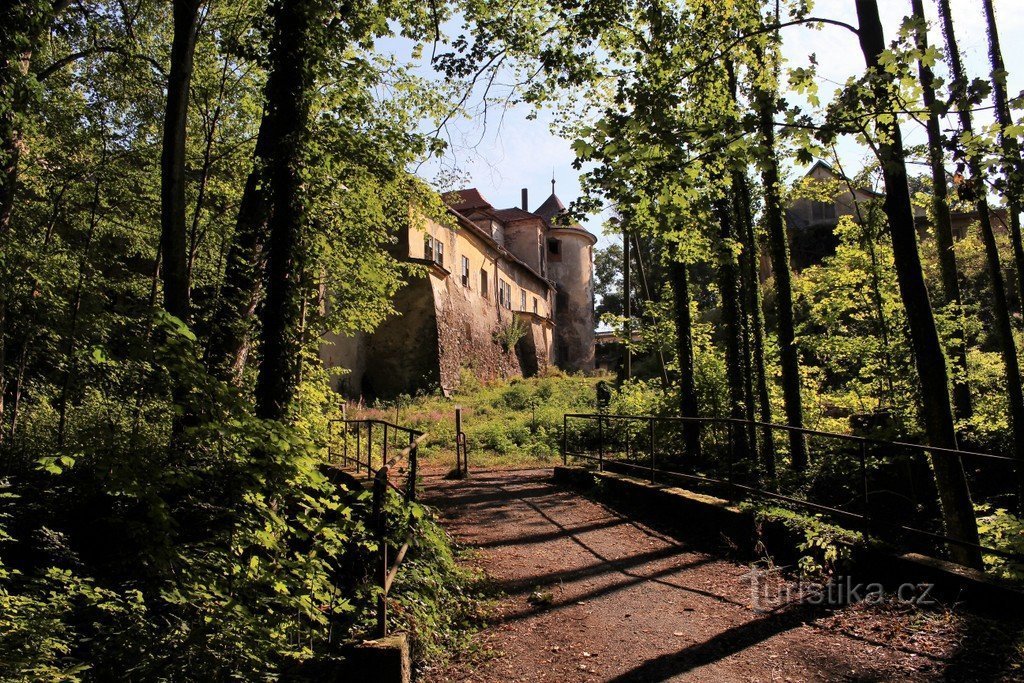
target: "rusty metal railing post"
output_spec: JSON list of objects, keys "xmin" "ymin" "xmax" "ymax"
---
[
  {"xmin": 408, "ymin": 431, "xmax": 417, "ymax": 502},
  {"xmin": 328, "ymin": 419, "xmax": 335, "ymax": 463},
  {"xmin": 355, "ymin": 423, "xmax": 361, "ymax": 473},
  {"xmin": 598, "ymin": 414, "xmax": 605, "ymax": 472},
  {"xmin": 455, "ymin": 407, "xmax": 464, "ymax": 478},
  {"xmin": 727, "ymin": 421, "xmax": 735, "ymax": 486},
  {"xmin": 562, "ymin": 414, "xmax": 568, "ymax": 465},
  {"xmin": 382, "ymin": 423, "xmax": 389, "ymax": 470},
  {"xmin": 649, "ymin": 417, "xmax": 656, "ymax": 484},
  {"xmin": 859, "ymin": 440, "xmax": 870, "ymax": 540},
  {"xmin": 366, "ymin": 422, "xmax": 373, "ymax": 478},
  {"xmin": 372, "ymin": 467, "xmax": 388, "ymax": 638}
]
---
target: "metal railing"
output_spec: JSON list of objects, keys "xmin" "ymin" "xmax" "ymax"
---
[
  {"xmin": 561, "ymin": 412, "xmax": 1024, "ymax": 567},
  {"xmin": 328, "ymin": 418, "xmax": 427, "ymax": 638}
]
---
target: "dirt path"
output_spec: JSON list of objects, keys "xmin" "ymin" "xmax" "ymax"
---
[{"xmin": 419, "ymin": 469, "xmax": 1013, "ymax": 682}]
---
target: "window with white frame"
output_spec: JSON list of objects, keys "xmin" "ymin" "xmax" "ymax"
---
[
  {"xmin": 461, "ymin": 256, "xmax": 470, "ymax": 287},
  {"xmin": 520, "ymin": 290, "xmax": 527, "ymax": 311},
  {"xmin": 499, "ymin": 279, "xmax": 512, "ymax": 309},
  {"xmin": 424, "ymin": 234, "xmax": 444, "ymax": 267}
]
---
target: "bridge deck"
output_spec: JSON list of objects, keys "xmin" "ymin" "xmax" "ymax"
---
[{"xmin": 419, "ymin": 468, "xmax": 994, "ymax": 682}]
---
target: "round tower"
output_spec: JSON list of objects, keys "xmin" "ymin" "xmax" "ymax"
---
[{"xmin": 535, "ymin": 187, "xmax": 596, "ymax": 372}]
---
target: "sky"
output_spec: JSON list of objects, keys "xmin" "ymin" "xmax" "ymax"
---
[{"xmin": 383, "ymin": 0, "xmax": 1024, "ymax": 252}]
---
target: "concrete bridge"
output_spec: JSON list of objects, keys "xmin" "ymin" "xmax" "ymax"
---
[{"xmin": 418, "ymin": 467, "xmax": 1021, "ymax": 682}]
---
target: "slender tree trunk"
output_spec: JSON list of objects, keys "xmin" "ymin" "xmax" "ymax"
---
[
  {"xmin": 669, "ymin": 258, "xmax": 701, "ymax": 459},
  {"xmin": 160, "ymin": 0, "xmax": 202, "ymax": 323},
  {"xmin": 0, "ymin": 0, "xmax": 72, "ymax": 444},
  {"xmin": 939, "ymin": 0, "xmax": 1024, "ymax": 508},
  {"xmin": 58, "ymin": 149, "xmax": 105, "ymax": 445},
  {"xmin": 254, "ymin": 0, "xmax": 318, "ymax": 421},
  {"xmin": 735, "ymin": 170, "xmax": 777, "ymax": 480},
  {"xmin": 205, "ymin": 113, "xmax": 271, "ymax": 381},
  {"xmin": 856, "ymin": 0, "xmax": 982, "ymax": 568},
  {"xmin": 910, "ymin": 0, "xmax": 973, "ymax": 423},
  {"xmin": 715, "ymin": 196, "xmax": 750, "ymax": 473},
  {"xmin": 982, "ymin": 0, "xmax": 1024, "ymax": 315},
  {"xmin": 731, "ymin": 178, "xmax": 759, "ymax": 465},
  {"xmin": 754, "ymin": 83, "xmax": 808, "ymax": 470},
  {"xmin": 630, "ymin": 232, "xmax": 670, "ymax": 388}
]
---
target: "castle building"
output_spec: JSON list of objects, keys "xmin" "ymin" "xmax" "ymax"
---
[
  {"xmin": 320, "ymin": 184, "xmax": 596, "ymax": 399},
  {"xmin": 785, "ymin": 160, "xmax": 1007, "ymax": 271}
]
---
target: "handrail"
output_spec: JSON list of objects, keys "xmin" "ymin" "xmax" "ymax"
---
[
  {"xmin": 327, "ymin": 417, "xmax": 428, "ymax": 639},
  {"xmin": 562, "ymin": 412, "xmax": 1016, "ymax": 463},
  {"xmin": 561, "ymin": 412, "xmax": 1024, "ymax": 567}
]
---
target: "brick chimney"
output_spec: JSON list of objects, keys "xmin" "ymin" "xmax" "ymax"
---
[{"xmin": 521, "ymin": 188, "xmax": 529, "ymax": 211}]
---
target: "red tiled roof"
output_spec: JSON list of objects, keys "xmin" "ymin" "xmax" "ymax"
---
[
  {"xmin": 492, "ymin": 207, "xmax": 540, "ymax": 222},
  {"xmin": 535, "ymin": 192, "xmax": 595, "ymax": 239},
  {"xmin": 444, "ymin": 188, "xmax": 493, "ymax": 213}
]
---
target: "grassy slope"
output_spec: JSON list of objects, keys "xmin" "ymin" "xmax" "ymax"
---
[{"xmin": 350, "ymin": 372, "xmax": 601, "ymax": 471}]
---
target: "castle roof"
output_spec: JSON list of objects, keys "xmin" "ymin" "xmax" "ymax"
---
[
  {"xmin": 446, "ymin": 188, "xmax": 493, "ymax": 213},
  {"xmin": 444, "ymin": 186, "xmax": 596, "ymax": 241},
  {"xmin": 492, "ymin": 207, "xmax": 539, "ymax": 222},
  {"xmin": 535, "ymin": 192, "xmax": 597, "ymax": 242}
]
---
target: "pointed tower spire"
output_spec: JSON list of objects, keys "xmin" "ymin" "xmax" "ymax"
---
[{"xmin": 551, "ymin": 170, "xmax": 556, "ymax": 195}]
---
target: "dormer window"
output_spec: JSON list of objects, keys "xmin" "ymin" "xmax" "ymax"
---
[{"xmin": 811, "ymin": 201, "xmax": 836, "ymax": 222}]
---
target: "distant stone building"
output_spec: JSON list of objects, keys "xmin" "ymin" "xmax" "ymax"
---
[
  {"xmin": 320, "ymin": 185, "xmax": 596, "ymax": 398},
  {"xmin": 786, "ymin": 160, "xmax": 1007, "ymax": 271}
]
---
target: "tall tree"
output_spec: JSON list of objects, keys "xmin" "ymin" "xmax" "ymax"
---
[
  {"xmin": 669, "ymin": 257, "xmax": 701, "ymax": 458},
  {"xmin": 0, "ymin": 0, "xmax": 72, "ymax": 444},
  {"xmin": 855, "ymin": 0, "xmax": 981, "ymax": 567},
  {"xmin": 715, "ymin": 194, "xmax": 752, "ymax": 468},
  {"xmin": 938, "ymin": 0, "xmax": 1024, "ymax": 504},
  {"xmin": 752, "ymin": 54, "xmax": 808, "ymax": 470},
  {"xmin": 909, "ymin": 0, "xmax": 972, "ymax": 423},
  {"xmin": 253, "ymin": 0, "xmax": 321, "ymax": 421},
  {"xmin": 160, "ymin": 0, "xmax": 203, "ymax": 323},
  {"xmin": 981, "ymin": 0, "xmax": 1024, "ymax": 313},
  {"xmin": 205, "ymin": 115, "xmax": 271, "ymax": 381}
]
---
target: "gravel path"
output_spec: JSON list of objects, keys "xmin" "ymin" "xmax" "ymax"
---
[{"xmin": 419, "ymin": 468, "xmax": 1010, "ymax": 682}]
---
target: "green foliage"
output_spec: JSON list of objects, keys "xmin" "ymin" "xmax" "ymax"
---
[
  {"xmin": 977, "ymin": 507, "xmax": 1024, "ymax": 582},
  {"xmin": 746, "ymin": 504, "xmax": 863, "ymax": 580},
  {"xmin": 492, "ymin": 316, "xmax": 530, "ymax": 353},
  {"xmin": 361, "ymin": 374, "xmax": 599, "ymax": 468}
]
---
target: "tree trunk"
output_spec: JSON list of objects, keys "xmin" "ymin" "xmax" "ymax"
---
[
  {"xmin": 735, "ymin": 170, "xmax": 777, "ymax": 480},
  {"xmin": 205, "ymin": 113, "xmax": 271, "ymax": 382},
  {"xmin": 857, "ymin": 0, "xmax": 982, "ymax": 568},
  {"xmin": 254, "ymin": 0, "xmax": 318, "ymax": 422},
  {"xmin": 0, "ymin": 0, "xmax": 73, "ymax": 444},
  {"xmin": 754, "ymin": 83, "xmax": 808, "ymax": 470},
  {"xmin": 982, "ymin": 0, "xmax": 1024, "ymax": 317},
  {"xmin": 910, "ymin": 0, "xmax": 973, "ymax": 423},
  {"xmin": 715, "ymin": 197, "xmax": 751, "ymax": 474},
  {"xmin": 160, "ymin": 0, "xmax": 202, "ymax": 323},
  {"xmin": 940, "ymin": 0, "xmax": 1024, "ymax": 508},
  {"xmin": 669, "ymin": 258, "xmax": 701, "ymax": 459}
]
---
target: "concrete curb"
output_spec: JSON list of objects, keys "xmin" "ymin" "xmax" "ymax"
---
[{"xmin": 553, "ymin": 465, "xmax": 1024, "ymax": 613}]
